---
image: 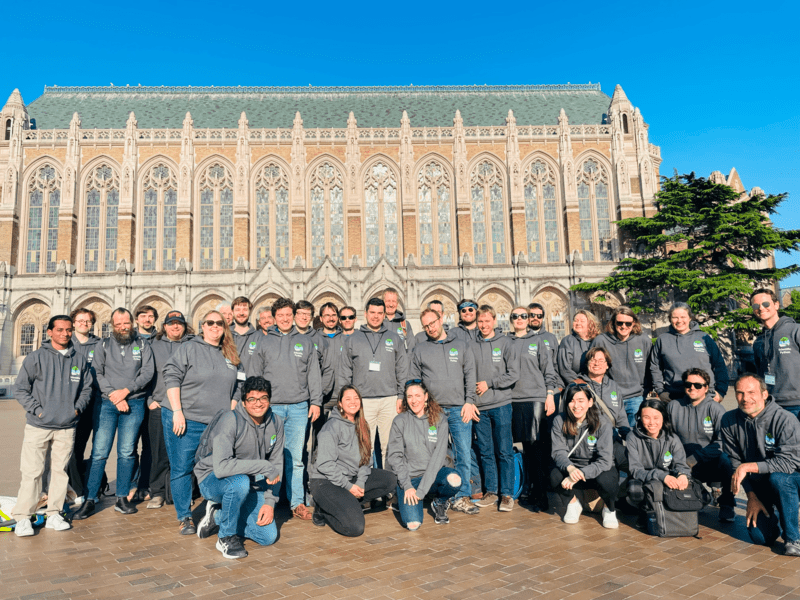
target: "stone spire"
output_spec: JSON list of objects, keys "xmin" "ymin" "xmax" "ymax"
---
[
  {"xmin": 399, "ymin": 110, "xmax": 414, "ymax": 199},
  {"xmin": 178, "ymin": 112, "xmax": 194, "ymax": 208},
  {"xmin": 235, "ymin": 111, "xmax": 250, "ymax": 205},
  {"xmin": 345, "ymin": 112, "xmax": 360, "ymax": 198},
  {"xmin": 291, "ymin": 111, "xmax": 306, "ymax": 206},
  {"xmin": 453, "ymin": 110, "xmax": 468, "ymax": 203}
]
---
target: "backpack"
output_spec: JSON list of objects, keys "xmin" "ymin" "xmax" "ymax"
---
[
  {"xmin": 194, "ymin": 409, "xmax": 244, "ymax": 464},
  {"xmin": 512, "ymin": 447, "xmax": 526, "ymax": 500},
  {"xmin": 644, "ymin": 478, "xmax": 711, "ymax": 537}
]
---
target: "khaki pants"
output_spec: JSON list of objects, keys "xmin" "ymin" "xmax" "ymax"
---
[
  {"xmin": 361, "ymin": 395, "xmax": 397, "ymax": 467},
  {"xmin": 13, "ymin": 425, "xmax": 75, "ymax": 519}
]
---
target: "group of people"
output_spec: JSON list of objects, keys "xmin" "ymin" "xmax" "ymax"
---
[{"xmin": 9, "ymin": 286, "xmax": 800, "ymax": 560}]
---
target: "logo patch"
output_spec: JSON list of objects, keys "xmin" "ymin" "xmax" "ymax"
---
[
  {"xmin": 293, "ymin": 343, "xmax": 304, "ymax": 358},
  {"xmin": 587, "ymin": 434, "xmax": 598, "ymax": 450},
  {"xmin": 610, "ymin": 391, "xmax": 619, "ymax": 407},
  {"xmin": 663, "ymin": 451, "xmax": 673, "ymax": 466},
  {"xmin": 766, "ymin": 432, "xmax": 776, "ymax": 451},
  {"xmin": 132, "ymin": 345, "xmax": 141, "ymax": 361},
  {"xmin": 634, "ymin": 348, "xmax": 643, "ymax": 360},
  {"xmin": 385, "ymin": 338, "xmax": 394, "ymax": 353},
  {"xmin": 543, "ymin": 339, "xmax": 550, "ymax": 346},
  {"xmin": 70, "ymin": 365, "xmax": 80, "ymax": 383},
  {"xmin": 703, "ymin": 416, "xmax": 713, "ymax": 434},
  {"xmin": 88, "ymin": 349, "xmax": 94, "ymax": 363},
  {"xmin": 492, "ymin": 347, "xmax": 502, "ymax": 360},
  {"xmin": 428, "ymin": 425, "xmax": 438, "ymax": 443},
  {"xmin": 248, "ymin": 340, "xmax": 257, "ymax": 355},
  {"xmin": 528, "ymin": 343, "xmax": 538, "ymax": 356},
  {"xmin": 779, "ymin": 337, "xmax": 792, "ymax": 355},
  {"xmin": 225, "ymin": 357, "xmax": 235, "ymax": 370},
  {"xmin": 693, "ymin": 340, "xmax": 706, "ymax": 353},
  {"xmin": 448, "ymin": 347, "xmax": 459, "ymax": 363},
  {"xmin": 270, "ymin": 434, "xmax": 277, "ymax": 446}
]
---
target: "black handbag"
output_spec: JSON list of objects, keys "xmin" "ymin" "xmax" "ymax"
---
[{"xmin": 644, "ymin": 478, "xmax": 711, "ymax": 537}]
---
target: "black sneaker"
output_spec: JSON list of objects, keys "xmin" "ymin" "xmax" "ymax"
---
[
  {"xmin": 312, "ymin": 510, "xmax": 326, "ymax": 528},
  {"xmin": 197, "ymin": 503, "xmax": 219, "ymax": 539},
  {"xmin": 179, "ymin": 516, "xmax": 196, "ymax": 536},
  {"xmin": 216, "ymin": 535, "xmax": 248, "ymax": 559},
  {"xmin": 72, "ymin": 499, "xmax": 95, "ymax": 520},
  {"xmin": 432, "ymin": 498, "xmax": 450, "ymax": 524},
  {"xmin": 115, "ymin": 497, "xmax": 138, "ymax": 515}
]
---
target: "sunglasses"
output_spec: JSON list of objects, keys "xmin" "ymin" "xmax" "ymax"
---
[
  {"xmin": 204, "ymin": 320, "xmax": 225, "ymax": 327},
  {"xmin": 615, "ymin": 320, "xmax": 634, "ymax": 328},
  {"xmin": 340, "ymin": 315, "xmax": 356, "ymax": 321},
  {"xmin": 752, "ymin": 301, "xmax": 772, "ymax": 309},
  {"xmin": 529, "ymin": 313, "xmax": 544, "ymax": 319},
  {"xmin": 510, "ymin": 313, "xmax": 529, "ymax": 320},
  {"xmin": 684, "ymin": 382, "xmax": 708, "ymax": 390},
  {"xmin": 405, "ymin": 379, "xmax": 423, "ymax": 388},
  {"xmin": 460, "ymin": 307, "xmax": 475, "ymax": 313}
]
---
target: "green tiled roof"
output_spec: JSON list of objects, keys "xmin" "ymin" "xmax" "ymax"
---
[{"xmin": 26, "ymin": 84, "xmax": 611, "ymax": 130}]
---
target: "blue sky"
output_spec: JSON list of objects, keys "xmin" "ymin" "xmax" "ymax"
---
[{"xmin": 3, "ymin": 0, "xmax": 798, "ymax": 283}]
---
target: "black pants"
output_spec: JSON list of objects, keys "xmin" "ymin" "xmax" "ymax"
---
[
  {"xmin": 309, "ymin": 469, "xmax": 396, "ymax": 537},
  {"xmin": 66, "ymin": 395, "xmax": 102, "ymax": 497},
  {"xmin": 147, "ymin": 406, "xmax": 170, "ymax": 498},
  {"xmin": 512, "ymin": 401, "xmax": 551, "ymax": 501},
  {"xmin": 549, "ymin": 465, "xmax": 619, "ymax": 511},
  {"xmin": 691, "ymin": 454, "xmax": 735, "ymax": 507}
]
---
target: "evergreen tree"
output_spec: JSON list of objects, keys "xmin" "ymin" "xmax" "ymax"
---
[
  {"xmin": 573, "ymin": 173, "xmax": 800, "ymax": 339},
  {"xmin": 780, "ymin": 290, "xmax": 800, "ymax": 322}
]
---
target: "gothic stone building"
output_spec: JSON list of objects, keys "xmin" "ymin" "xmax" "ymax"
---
[{"xmin": 0, "ymin": 83, "xmax": 663, "ymax": 383}]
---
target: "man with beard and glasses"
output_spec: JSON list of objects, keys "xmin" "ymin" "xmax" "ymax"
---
[
  {"xmin": 231, "ymin": 297, "xmax": 259, "ymax": 374},
  {"xmin": 74, "ymin": 308, "xmax": 155, "ymax": 520}
]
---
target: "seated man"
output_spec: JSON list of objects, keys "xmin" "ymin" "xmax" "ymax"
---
[
  {"xmin": 194, "ymin": 376, "xmax": 284, "ymax": 560},
  {"xmin": 721, "ymin": 374, "xmax": 800, "ymax": 556},
  {"xmin": 667, "ymin": 368, "xmax": 735, "ymax": 522}
]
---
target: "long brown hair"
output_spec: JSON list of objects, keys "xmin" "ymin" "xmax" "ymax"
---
[
  {"xmin": 562, "ymin": 382, "xmax": 601, "ymax": 437},
  {"xmin": 400, "ymin": 381, "xmax": 444, "ymax": 427},
  {"xmin": 201, "ymin": 310, "xmax": 240, "ymax": 366},
  {"xmin": 605, "ymin": 306, "xmax": 643, "ymax": 337},
  {"xmin": 337, "ymin": 385, "xmax": 372, "ymax": 467}
]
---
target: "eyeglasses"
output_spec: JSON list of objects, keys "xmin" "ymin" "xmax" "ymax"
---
[
  {"xmin": 684, "ymin": 382, "xmax": 708, "ymax": 390},
  {"xmin": 74, "ymin": 319, "xmax": 93, "ymax": 325},
  {"xmin": 421, "ymin": 319, "xmax": 440, "ymax": 330},
  {"xmin": 244, "ymin": 395, "xmax": 270, "ymax": 405},
  {"xmin": 340, "ymin": 315, "xmax": 356, "ymax": 321},
  {"xmin": 615, "ymin": 320, "xmax": 634, "ymax": 328},
  {"xmin": 204, "ymin": 320, "xmax": 225, "ymax": 327},
  {"xmin": 752, "ymin": 301, "xmax": 772, "ymax": 309},
  {"xmin": 460, "ymin": 307, "xmax": 475, "ymax": 313},
  {"xmin": 529, "ymin": 313, "xmax": 544, "ymax": 319},
  {"xmin": 510, "ymin": 313, "xmax": 528, "ymax": 320}
]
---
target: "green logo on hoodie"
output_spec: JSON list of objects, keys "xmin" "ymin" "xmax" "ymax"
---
[
  {"xmin": 70, "ymin": 365, "xmax": 80, "ymax": 382},
  {"xmin": 270, "ymin": 434, "xmax": 277, "ymax": 446}
]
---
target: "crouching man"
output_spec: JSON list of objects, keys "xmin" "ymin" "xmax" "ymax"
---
[
  {"xmin": 194, "ymin": 376, "xmax": 284, "ymax": 559},
  {"xmin": 721, "ymin": 374, "xmax": 800, "ymax": 556}
]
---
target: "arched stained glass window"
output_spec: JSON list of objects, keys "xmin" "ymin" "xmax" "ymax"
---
[
  {"xmin": 470, "ymin": 160, "xmax": 507, "ymax": 265},
  {"xmin": 254, "ymin": 162, "xmax": 290, "ymax": 268},
  {"xmin": 84, "ymin": 164, "xmax": 119, "ymax": 272},
  {"xmin": 417, "ymin": 161, "xmax": 453, "ymax": 266},
  {"xmin": 309, "ymin": 161, "xmax": 345, "ymax": 267},
  {"xmin": 25, "ymin": 164, "xmax": 61, "ymax": 274},
  {"xmin": 363, "ymin": 162, "xmax": 399, "ymax": 267},
  {"xmin": 523, "ymin": 160, "xmax": 560, "ymax": 263},
  {"xmin": 141, "ymin": 163, "xmax": 177, "ymax": 271},
  {"xmin": 577, "ymin": 159, "xmax": 614, "ymax": 262},
  {"xmin": 198, "ymin": 163, "xmax": 234, "ymax": 270}
]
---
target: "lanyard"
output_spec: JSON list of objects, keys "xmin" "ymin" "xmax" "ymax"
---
[{"xmin": 365, "ymin": 330, "xmax": 382, "ymax": 358}]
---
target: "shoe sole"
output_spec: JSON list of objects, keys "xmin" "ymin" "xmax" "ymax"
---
[
  {"xmin": 114, "ymin": 507, "xmax": 138, "ymax": 514},
  {"xmin": 498, "ymin": 507, "xmax": 513, "ymax": 512},
  {"xmin": 216, "ymin": 540, "xmax": 247, "ymax": 559},
  {"xmin": 14, "ymin": 528, "xmax": 34, "ymax": 537},
  {"xmin": 197, "ymin": 505, "xmax": 218, "ymax": 539}
]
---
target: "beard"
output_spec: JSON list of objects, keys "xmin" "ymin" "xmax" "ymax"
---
[{"xmin": 112, "ymin": 329, "xmax": 133, "ymax": 345}]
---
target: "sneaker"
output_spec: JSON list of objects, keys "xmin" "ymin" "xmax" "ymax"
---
[
  {"xmin": 499, "ymin": 496, "xmax": 514, "ymax": 512},
  {"xmin": 451, "ymin": 497, "xmax": 480, "ymax": 515},
  {"xmin": 179, "ymin": 517, "xmax": 196, "ymax": 536},
  {"xmin": 785, "ymin": 541, "xmax": 800, "ymax": 557},
  {"xmin": 718, "ymin": 505, "xmax": 736, "ymax": 523},
  {"xmin": 216, "ymin": 535, "xmax": 248, "ymax": 559},
  {"xmin": 475, "ymin": 492, "xmax": 499, "ymax": 508},
  {"xmin": 432, "ymin": 498, "xmax": 450, "ymax": 524},
  {"xmin": 14, "ymin": 518, "xmax": 33, "ymax": 537},
  {"xmin": 147, "ymin": 496, "xmax": 165, "ymax": 510},
  {"xmin": 45, "ymin": 513, "xmax": 71, "ymax": 531},
  {"xmin": 72, "ymin": 495, "xmax": 85, "ymax": 508},
  {"xmin": 72, "ymin": 499, "xmax": 95, "ymax": 520},
  {"xmin": 312, "ymin": 510, "xmax": 326, "ymax": 528},
  {"xmin": 114, "ymin": 497, "xmax": 138, "ymax": 515},
  {"xmin": 197, "ymin": 503, "xmax": 219, "ymax": 539},
  {"xmin": 602, "ymin": 507, "xmax": 619, "ymax": 529},
  {"xmin": 563, "ymin": 499, "xmax": 583, "ymax": 524}
]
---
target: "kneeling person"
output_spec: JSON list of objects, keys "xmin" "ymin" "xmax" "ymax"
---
[{"xmin": 194, "ymin": 376, "xmax": 283, "ymax": 559}]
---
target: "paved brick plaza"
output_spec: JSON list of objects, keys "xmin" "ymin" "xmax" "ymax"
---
[{"xmin": 2, "ymin": 401, "xmax": 800, "ymax": 600}]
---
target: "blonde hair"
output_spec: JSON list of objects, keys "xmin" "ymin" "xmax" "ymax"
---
[
  {"xmin": 201, "ymin": 310, "xmax": 241, "ymax": 366},
  {"xmin": 477, "ymin": 304, "xmax": 496, "ymax": 319},
  {"xmin": 573, "ymin": 309, "xmax": 601, "ymax": 340}
]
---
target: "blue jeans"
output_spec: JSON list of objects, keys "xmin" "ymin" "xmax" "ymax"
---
[
  {"xmin": 782, "ymin": 405, "xmax": 800, "ymax": 419},
  {"xmin": 271, "ymin": 402, "xmax": 309, "ymax": 509},
  {"xmin": 199, "ymin": 472, "xmax": 277, "ymax": 546},
  {"xmin": 442, "ymin": 406, "xmax": 473, "ymax": 499},
  {"xmin": 162, "ymin": 407, "xmax": 207, "ymax": 520},
  {"xmin": 759, "ymin": 472, "xmax": 800, "ymax": 544},
  {"xmin": 396, "ymin": 467, "xmax": 460, "ymax": 528},
  {"xmin": 85, "ymin": 397, "xmax": 145, "ymax": 500},
  {"xmin": 474, "ymin": 403, "xmax": 514, "ymax": 497},
  {"xmin": 624, "ymin": 395, "xmax": 644, "ymax": 429}
]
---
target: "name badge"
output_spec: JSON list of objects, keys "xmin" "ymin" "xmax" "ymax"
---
[
  {"xmin": 237, "ymin": 372, "xmax": 246, "ymax": 381},
  {"xmin": 765, "ymin": 374, "xmax": 776, "ymax": 385},
  {"xmin": 369, "ymin": 360, "xmax": 381, "ymax": 372}
]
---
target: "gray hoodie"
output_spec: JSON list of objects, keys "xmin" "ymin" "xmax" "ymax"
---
[
  {"xmin": 163, "ymin": 337, "xmax": 244, "ymax": 423},
  {"xmin": 720, "ymin": 396, "xmax": 800, "ymax": 494},
  {"xmin": 249, "ymin": 327, "xmax": 323, "ymax": 407},
  {"xmin": 194, "ymin": 401, "xmax": 285, "ymax": 507},
  {"xmin": 339, "ymin": 324, "xmax": 409, "ymax": 399},
  {"xmin": 232, "ymin": 324, "xmax": 260, "ymax": 375},
  {"xmin": 387, "ymin": 410, "xmax": 450, "ymax": 498},
  {"xmin": 754, "ymin": 316, "xmax": 800, "ymax": 406},
  {"xmin": 529, "ymin": 328, "xmax": 557, "ymax": 362},
  {"xmin": 557, "ymin": 332, "xmax": 592, "ymax": 387},
  {"xmin": 667, "ymin": 395, "xmax": 726, "ymax": 466},
  {"xmin": 150, "ymin": 334, "xmax": 194, "ymax": 405},
  {"xmin": 625, "ymin": 424, "xmax": 691, "ymax": 483},
  {"xmin": 309, "ymin": 408, "xmax": 371, "ymax": 490},
  {"xmin": 15, "ymin": 340, "xmax": 94, "ymax": 430},
  {"xmin": 590, "ymin": 332, "xmax": 652, "ymax": 400},
  {"xmin": 301, "ymin": 327, "xmax": 335, "ymax": 398},
  {"xmin": 470, "ymin": 331, "xmax": 519, "ymax": 411},
  {"xmin": 583, "ymin": 374, "xmax": 630, "ymax": 438},
  {"xmin": 408, "ymin": 331, "xmax": 477, "ymax": 408},
  {"xmin": 92, "ymin": 333, "xmax": 155, "ymax": 402},
  {"xmin": 451, "ymin": 323, "xmax": 480, "ymax": 344},
  {"xmin": 72, "ymin": 333, "xmax": 101, "ymax": 395},
  {"xmin": 550, "ymin": 414, "xmax": 613, "ymax": 480},
  {"xmin": 509, "ymin": 331, "xmax": 559, "ymax": 402},
  {"xmin": 650, "ymin": 324, "xmax": 728, "ymax": 398},
  {"xmin": 386, "ymin": 311, "xmax": 415, "ymax": 352}
]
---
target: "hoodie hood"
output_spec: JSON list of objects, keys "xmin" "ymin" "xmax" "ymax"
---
[{"xmin": 650, "ymin": 324, "xmax": 727, "ymax": 397}]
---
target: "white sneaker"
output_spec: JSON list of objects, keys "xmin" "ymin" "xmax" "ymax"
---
[
  {"xmin": 602, "ymin": 507, "xmax": 619, "ymax": 529},
  {"xmin": 73, "ymin": 496, "xmax": 85, "ymax": 507},
  {"xmin": 563, "ymin": 500, "xmax": 583, "ymax": 524},
  {"xmin": 14, "ymin": 518, "xmax": 34, "ymax": 537},
  {"xmin": 45, "ymin": 513, "xmax": 71, "ymax": 531}
]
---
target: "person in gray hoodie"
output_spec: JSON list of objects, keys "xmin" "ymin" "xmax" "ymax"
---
[
  {"xmin": 721, "ymin": 374, "xmax": 800, "ymax": 556},
  {"xmin": 309, "ymin": 385, "xmax": 397, "ymax": 536},
  {"xmin": 450, "ymin": 299, "xmax": 480, "ymax": 344},
  {"xmin": 471, "ymin": 305, "xmax": 519, "ymax": 511},
  {"xmin": 339, "ymin": 297, "xmax": 408, "ymax": 468},
  {"xmin": 650, "ymin": 303, "xmax": 728, "ymax": 402},
  {"xmin": 557, "ymin": 310, "xmax": 601, "ymax": 387},
  {"xmin": 667, "ymin": 368, "xmax": 735, "ymax": 522},
  {"xmin": 751, "ymin": 288, "xmax": 800, "ymax": 416},
  {"xmin": 194, "ymin": 377, "xmax": 284, "ymax": 559},
  {"xmin": 591, "ymin": 307, "xmax": 653, "ymax": 428},
  {"xmin": 75, "ymin": 308, "xmax": 155, "ymax": 520},
  {"xmin": 527, "ymin": 303, "xmax": 558, "ymax": 363},
  {"xmin": 231, "ymin": 296, "xmax": 260, "ymax": 375},
  {"xmin": 550, "ymin": 383, "xmax": 619, "ymax": 528},
  {"xmin": 388, "ymin": 381, "xmax": 461, "ymax": 529},
  {"xmin": 12, "ymin": 315, "xmax": 94, "ymax": 536},
  {"xmin": 383, "ymin": 287, "xmax": 416, "ymax": 352},
  {"xmin": 508, "ymin": 306, "xmax": 559, "ymax": 512}
]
